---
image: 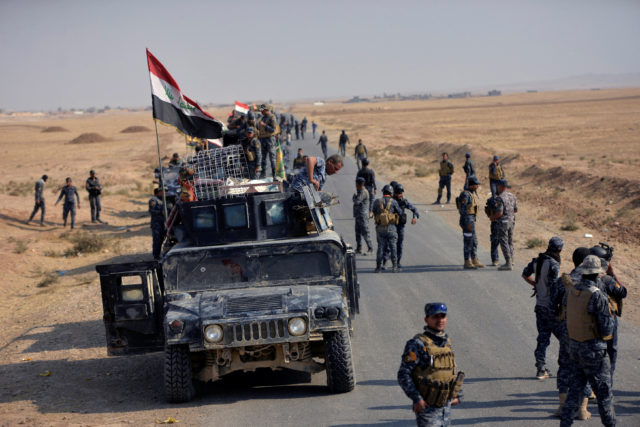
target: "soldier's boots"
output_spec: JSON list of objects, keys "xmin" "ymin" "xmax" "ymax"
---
[
  {"xmin": 576, "ymin": 398, "xmax": 591, "ymax": 420},
  {"xmin": 433, "ymin": 198, "xmax": 441, "ymax": 205},
  {"xmin": 536, "ymin": 366, "xmax": 550, "ymax": 380},
  {"xmin": 498, "ymin": 261, "xmax": 513, "ymax": 271},
  {"xmin": 472, "ymin": 258, "xmax": 485, "ymax": 268},
  {"xmin": 464, "ymin": 259, "xmax": 477, "ymax": 269},
  {"xmin": 554, "ymin": 393, "xmax": 567, "ymax": 417},
  {"xmin": 356, "ymin": 247, "xmax": 363, "ymax": 255},
  {"xmin": 392, "ymin": 264, "xmax": 398, "ymax": 273},
  {"xmin": 374, "ymin": 265, "xmax": 381, "ymax": 273},
  {"xmin": 491, "ymin": 260, "xmax": 499, "ymax": 266},
  {"xmin": 367, "ymin": 247, "xmax": 373, "ymax": 254}
]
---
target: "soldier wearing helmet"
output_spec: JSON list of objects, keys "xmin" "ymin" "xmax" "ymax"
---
[
  {"xmin": 258, "ymin": 104, "xmax": 278, "ymax": 179},
  {"xmin": 457, "ymin": 176, "xmax": 484, "ymax": 269},
  {"xmin": 372, "ymin": 185, "xmax": 402, "ymax": 273},
  {"xmin": 397, "ymin": 302, "xmax": 464, "ymax": 426},
  {"xmin": 356, "ymin": 157, "xmax": 377, "ymax": 214},
  {"xmin": 434, "ymin": 152, "xmax": 454, "ymax": 204},
  {"xmin": 462, "ymin": 152, "xmax": 475, "ymax": 190},
  {"xmin": 382, "ymin": 183, "xmax": 420, "ymax": 270}
]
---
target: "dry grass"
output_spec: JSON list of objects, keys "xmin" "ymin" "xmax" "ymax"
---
[
  {"xmin": 62, "ymin": 232, "xmax": 114, "ymax": 257},
  {"xmin": 526, "ymin": 237, "xmax": 546, "ymax": 249}
]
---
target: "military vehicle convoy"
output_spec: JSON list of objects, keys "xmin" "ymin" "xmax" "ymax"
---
[{"xmin": 96, "ymin": 146, "xmax": 359, "ymax": 402}]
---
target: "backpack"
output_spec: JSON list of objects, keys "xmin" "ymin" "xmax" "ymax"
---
[
  {"xmin": 455, "ymin": 191, "xmax": 468, "ymax": 210},
  {"xmin": 375, "ymin": 198, "xmax": 398, "ymax": 226},
  {"xmin": 484, "ymin": 195, "xmax": 502, "ymax": 218}
]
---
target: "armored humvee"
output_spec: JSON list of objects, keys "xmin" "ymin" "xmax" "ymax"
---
[{"xmin": 96, "ymin": 146, "xmax": 359, "ymax": 402}]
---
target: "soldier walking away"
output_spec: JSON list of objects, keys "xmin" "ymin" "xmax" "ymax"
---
[
  {"xmin": 485, "ymin": 193, "xmax": 503, "ymax": 266},
  {"xmin": 149, "ymin": 188, "xmax": 166, "ymax": 260},
  {"xmin": 354, "ymin": 138, "xmax": 368, "ymax": 170},
  {"xmin": 398, "ymin": 302, "xmax": 464, "ymax": 427},
  {"xmin": 393, "ymin": 184, "xmax": 419, "ymax": 269},
  {"xmin": 289, "ymin": 154, "xmax": 343, "ymax": 192},
  {"xmin": 300, "ymin": 117, "xmax": 307, "ymax": 139},
  {"xmin": 258, "ymin": 104, "xmax": 278, "ymax": 179},
  {"xmin": 353, "ymin": 177, "xmax": 373, "ymax": 255},
  {"xmin": 86, "ymin": 170, "xmax": 103, "ymax": 223},
  {"xmin": 292, "ymin": 148, "xmax": 305, "ymax": 170},
  {"xmin": 521, "ymin": 236, "xmax": 564, "ymax": 380},
  {"xmin": 462, "ymin": 152, "xmax": 475, "ymax": 190},
  {"xmin": 491, "ymin": 179, "xmax": 517, "ymax": 270},
  {"xmin": 317, "ymin": 130, "xmax": 328, "ymax": 160},
  {"xmin": 489, "ymin": 155, "xmax": 504, "ymax": 196},
  {"xmin": 294, "ymin": 120, "xmax": 300, "ymax": 140},
  {"xmin": 434, "ymin": 153, "xmax": 454, "ymax": 204},
  {"xmin": 27, "ymin": 174, "xmax": 48, "ymax": 226},
  {"xmin": 356, "ymin": 158, "xmax": 377, "ymax": 215},
  {"xmin": 312, "ymin": 120, "xmax": 318, "ymax": 138},
  {"xmin": 239, "ymin": 127, "xmax": 262, "ymax": 179},
  {"xmin": 560, "ymin": 255, "xmax": 616, "ymax": 427},
  {"xmin": 457, "ymin": 177, "xmax": 484, "ymax": 269},
  {"xmin": 338, "ymin": 130, "xmax": 350, "ymax": 157},
  {"xmin": 372, "ymin": 185, "xmax": 401, "ymax": 273},
  {"xmin": 55, "ymin": 177, "xmax": 80, "ymax": 229},
  {"xmin": 168, "ymin": 152, "xmax": 184, "ymax": 167}
]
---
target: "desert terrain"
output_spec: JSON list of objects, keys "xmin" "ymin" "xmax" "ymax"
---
[{"xmin": 0, "ymin": 88, "xmax": 638, "ymax": 424}]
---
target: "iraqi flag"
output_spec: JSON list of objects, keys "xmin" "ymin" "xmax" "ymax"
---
[
  {"xmin": 147, "ymin": 49, "xmax": 223, "ymax": 141},
  {"xmin": 234, "ymin": 101, "xmax": 249, "ymax": 115}
]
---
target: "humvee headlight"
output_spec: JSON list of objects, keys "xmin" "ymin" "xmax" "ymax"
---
[
  {"xmin": 288, "ymin": 317, "xmax": 307, "ymax": 336},
  {"xmin": 204, "ymin": 325, "xmax": 223, "ymax": 343}
]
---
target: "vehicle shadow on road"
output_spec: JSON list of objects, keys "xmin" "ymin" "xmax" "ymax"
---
[
  {"xmin": 0, "ymin": 320, "xmax": 105, "ymax": 354},
  {"xmin": 331, "ymin": 421, "xmax": 414, "ymax": 426},
  {"xmin": 358, "ymin": 265, "xmax": 464, "ymax": 274}
]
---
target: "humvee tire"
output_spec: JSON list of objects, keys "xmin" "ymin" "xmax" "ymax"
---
[
  {"xmin": 165, "ymin": 345, "xmax": 195, "ymax": 402},
  {"xmin": 324, "ymin": 329, "xmax": 355, "ymax": 393}
]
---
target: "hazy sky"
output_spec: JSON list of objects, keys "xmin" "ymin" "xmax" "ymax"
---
[{"xmin": 1, "ymin": 0, "xmax": 639, "ymax": 111}]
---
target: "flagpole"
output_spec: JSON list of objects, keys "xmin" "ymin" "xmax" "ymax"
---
[{"xmin": 147, "ymin": 48, "xmax": 169, "ymax": 221}]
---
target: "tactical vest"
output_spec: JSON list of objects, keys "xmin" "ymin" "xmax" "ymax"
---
[
  {"xmin": 489, "ymin": 164, "xmax": 504, "ymax": 180},
  {"xmin": 410, "ymin": 334, "xmax": 464, "ymax": 407},
  {"xmin": 461, "ymin": 191, "xmax": 478, "ymax": 215},
  {"xmin": 356, "ymin": 144, "xmax": 366, "ymax": 155},
  {"xmin": 374, "ymin": 197, "xmax": 398, "ymax": 226},
  {"xmin": 566, "ymin": 285, "xmax": 612, "ymax": 342},
  {"xmin": 293, "ymin": 156, "xmax": 305, "ymax": 168},
  {"xmin": 439, "ymin": 161, "xmax": 453, "ymax": 177},
  {"xmin": 258, "ymin": 114, "xmax": 276, "ymax": 138}
]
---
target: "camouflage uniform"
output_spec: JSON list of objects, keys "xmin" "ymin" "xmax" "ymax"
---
[
  {"xmin": 457, "ymin": 189, "xmax": 479, "ymax": 261},
  {"xmin": 258, "ymin": 111, "xmax": 277, "ymax": 178},
  {"xmin": 149, "ymin": 195, "xmax": 166, "ymax": 260},
  {"xmin": 397, "ymin": 326, "xmax": 462, "ymax": 427},
  {"xmin": 338, "ymin": 131, "xmax": 349, "ymax": 157},
  {"xmin": 436, "ymin": 160, "xmax": 454, "ymax": 203},
  {"xmin": 560, "ymin": 276, "xmax": 616, "ymax": 427},
  {"xmin": 85, "ymin": 175, "xmax": 102, "ymax": 222},
  {"xmin": 600, "ymin": 274, "xmax": 626, "ymax": 382},
  {"xmin": 352, "ymin": 187, "xmax": 372, "ymax": 253},
  {"xmin": 290, "ymin": 157, "xmax": 326, "ymax": 192},
  {"xmin": 489, "ymin": 162, "xmax": 504, "ymax": 196},
  {"xmin": 28, "ymin": 178, "xmax": 46, "ymax": 225},
  {"xmin": 356, "ymin": 166, "xmax": 377, "ymax": 212},
  {"xmin": 354, "ymin": 142, "xmax": 368, "ymax": 170},
  {"xmin": 486, "ymin": 196, "xmax": 503, "ymax": 263},
  {"xmin": 317, "ymin": 134, "xmax": 328, "ymax": 159},
  {"xmin": 462, "ymin": 158, "xmax": 475, "ymax": 190},
  {"xmin": 372, "ymin": 196, "xmax": 401, "ymax": 270},
  {"xmin": 56, "ymin": 185, "xmax": 80, "ymax": 228},
  {"xmin": 522, "ymin": 251, "xmax": 562, "ymax": 371},
  {"xmin": 496, "ymin": 189, "xmax": 517, "ymax": 263},
  {"xmin": 384, "ymin": 196, "xmax": 419, "ymax": 266},
  {"xmin": 239, "ymin": 134, "xmax": 262, "ymax": 179}
]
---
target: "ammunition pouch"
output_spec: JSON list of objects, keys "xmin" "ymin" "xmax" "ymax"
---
[
  {"xmin": 246, "ymin": 150, "xmax": 255, "ymax": 162},
  {"xmin": 609, "ymin": 295, "xmax": 622, "ymax": 317},
  {"xmin": 398, "ymin": 212, "xmax": 407, "ymax": 226},
  {"xmin": 414, "ymin": 371, "xmax": 465, "ymax": 407}
]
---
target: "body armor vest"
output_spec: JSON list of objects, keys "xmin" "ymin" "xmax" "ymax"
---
[
  {"xmin": 566, "ymin": 285, "xmax": 612, "ymax": 342},
  {"xmin": 489, "ymin": 164, "xmax": 504, "ymax": 180},
  {"xmin": 410, "ymin": 334, "xmax": 464, "ymax": 407},
  {"xmin": 467, "ymin": 191, "xmax": 479, "ymax": 215},
  {"xmin": 356, "ymin": 144, "xmax": 366, "ymax": 154},
  {"xmin": 439, "ymin": 161, "xmax": 453, "ymax": 176}
]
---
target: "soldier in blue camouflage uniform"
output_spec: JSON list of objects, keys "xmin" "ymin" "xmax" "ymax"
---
[
  {"xmin": 85, "ymin": 170, "xmax": 103, "ymax": 223},
  {"xmin": 488, "ymin": 155, "xmax": 504, "ymax": 196},
  {"xmin": 373, "ymin": 185, "xmax": 402, "ymax": 273},
  {"xmin": 55, "ymin": 177, "xmax": 80, "ymax": 228},
  {"xmin": 352, "ymin": 177, "xmax": 373, "ymax": 255},
  {"xmin": 493, "ymin": 179, "xmax": 517, "ymax": 270},
  {"xmin": 397, "ymin": 302, "xmax": 463, "ymax": 427},
  {"xmin": 392, "ymin": 184, "xmax": 419, "ymax": 269},
  {"xmin": 462, "ymin": 152, "xmax": 475, "ymax": 190},
  {"xmin": 560, "ymin": 255, "xmax": 616, "ymax": 427},
  {"xmin": 27, "ymin": 174, "xmax": 48, "ymax": 226},
  {"xmin": 457, "ymin": 177, "xmax": 484, "ymax": 269},
  {"xmin": 434, "ymin": 153, "xmax": 454, "ymax": 204},
  {"xmin": 239, "ymin": 127, "xmax": 262, "ymax": 179},
  {"xmin": 257, "ymin": 104, "xmax": 278, "ymax": 179},
  {"xmin": 521, "ymin": 236, "xmax": 563, "ymax": 379},
  {"xmin": 356, "ymin": 158, "xmax": 377, "ymax": 214},
  {"xmin": 485, "ymin": 194, "xmax": 504, "ymax": 266},
  {"xmin": 149, "ymin": 188, "xmax": 166, "ymax": 260},
  {"xmin": 317, "ymin": 130, "xmax": 328, "ymax": 160},
  {"xmin": 290, "ymin": 154, "xmax": 343, "ymax": 192}
]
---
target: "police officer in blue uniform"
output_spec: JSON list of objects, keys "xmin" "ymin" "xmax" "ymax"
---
[
  {"xmin": 55, "ymin": 177, "xmax": 80, "ymax": 228},
  {"xmin": 392, "ymin": 184, "xmax": 419, "ymax": 269},
  {"xmin": 27, "ymin": 174, "xmax": 48, "ymax": 226},
  {"xmin": 372, "ymin": 185, "xmax": 402, "ymax": 273},
  {"xmin": 457, "ymin": 177, "xmax": 484, "ymax": 269},
  {"xmin": 149, "ymin": 188, "xmax": 166, "ymax": 260}
]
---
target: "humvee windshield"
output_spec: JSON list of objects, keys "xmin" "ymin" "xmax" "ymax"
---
[{"xmin": 163, "ymin": 243, "xmax": 342, "ymax": 292}]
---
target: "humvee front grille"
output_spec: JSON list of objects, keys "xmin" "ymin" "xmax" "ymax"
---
[
  {"xmin": 226, "ymin": 295, "xmax": 283, "ymax": 315},
  {"xmin": 231, "ymin": 319, "xmax": 287, "ymax": 342}
]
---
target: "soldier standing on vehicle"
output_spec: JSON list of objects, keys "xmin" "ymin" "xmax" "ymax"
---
[
  {"xmin": 85, "ymin": 170, "xmax": 103, "ymax": 223},
  {"xmin": 258, "ymin": 104, "xmax": 278, "ymax": 179},
  {"xmin": 393, "ymin": 184, "xmax": 419, "ymax": 269},
  {"xmin": 457, "ymin": 177, "xmax": 484, "ymax": 269},
  {"xmin": 239, "ymin": 127, "xmax": 262, "ymax": 179},
  {"xmin": 398, "ymin": 302, "xmax": 464, "ymax": 427},
  {"xmin": 312, "ymin": 121, "xmax": 318, "ymax": 138},
  {"xmin": 489, "ymin": 155, "xmax": 504, "ymax": 196},
  {"xmin": 372, "ymin": 185, "xmax": 402, "ymax": 273},
  {"xmin": 292, "ymin": 148, "xmax": 305, "ymax": 170},
  {"xmin": 27, "ymin": 174, "xmax": 48, "ymax": 226},
  {"xmin": 354, "ymin": 139, "xmax": 368, "ymax": 170},
  {"xmin": 462, "ymin": 152, "xmax": 475, "ymax": 190},
  {"xmin": 289, "ymin": 154, "xmax": 343, "ymax": 192},
  {"xmin": 490, "ymin": 179, "xmax": 517, "ymax": 270},
  {"xmin": 353, "ymin": 177, "xmax": 373, "ymax": 255},
  {"xmin": 560, "ymin": 255, "xmax": 616, "ymax": 427},
  {"xmin": 149, "ymin": 188, "xmax": 166, "ymax": 260},
  {"xmin": 521, "ymin": 236, "xmax": 564, "ymax": 380},
  {"xmin": 434, "ymin": 152, "xmax": 454, "ymax": 204},
  {"xmin": 55, "ymin": 177, "xmax": 80, "ymax": 229},
  {"xmin": 317, "ymin": 130, "xmax": 328, "ymax": 160},
  {"xmin": 357, "ymin": 158, "xmax": 377, "ymax": 215},
  {"xmin": 338, "ymin": 130, "xmax": 350, "ymax": 157},
  {"xmin": 169, "ymin": 152, "xmax": 184, "ymax": 167}
]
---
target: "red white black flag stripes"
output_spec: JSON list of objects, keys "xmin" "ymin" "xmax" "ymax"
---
[
  {"xmin": 146, "ymin": 49, "xmax": 223, "ymax": 140},
  {"xmin": 234, "ymin": 101, "xmax": 249, "ymax": 114}
]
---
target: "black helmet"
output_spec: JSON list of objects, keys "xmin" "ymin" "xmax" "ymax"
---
[
  {"xmin": 382, "ymin": 184, "xmax": 393, "ymax": 195},
  {"xmin": 362, "ymin": 158, "xmax": 370, "ymax": 166},
  {"xmin": 589, "ymin": 246, "xmax": 608, "ymax": 260},
  {"xmin": 572, "ymin": 247, "xmax": 590, "ymax": 268},
  {"xmin": 390, "ymin": 180, "xmax": 398, "ymax": 189},
  {"xmin": 394, "ymin": 184, "xmax": 404, "ymax": 193}
]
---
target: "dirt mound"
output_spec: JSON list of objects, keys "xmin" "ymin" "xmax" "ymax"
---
[
  {"xmin": 69, "ymin": 133, "xmax": 108, "ymax": 144},
  {"xmin": 120, "ymin": 125, "xmax": 151, "ymax": 133},
  {"xmin": 41, "ymin": 126, "xmax": 68, "ymax": 133}
]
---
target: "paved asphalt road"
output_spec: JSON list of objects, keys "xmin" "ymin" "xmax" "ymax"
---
[{"xmin": 197, "ymin": 134, "xmax": 640, "ymax": 426}]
